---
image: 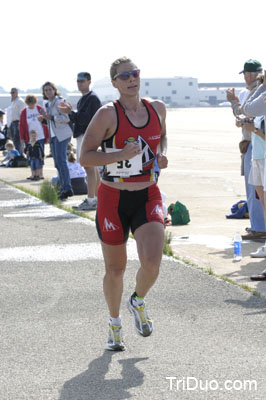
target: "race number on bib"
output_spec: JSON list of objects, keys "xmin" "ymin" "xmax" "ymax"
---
[{"xmin": 105, "ymin": 148, "xmax": 143, "ymax": 177}]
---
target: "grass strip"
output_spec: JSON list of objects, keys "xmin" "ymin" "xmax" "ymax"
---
[
  {"xmin": 1, "ymin": 179, "xmax": 94, "ymax": 222},
  {"xmin": 172, "ymin": 253, "xmax": 264, "ymax": 299}
]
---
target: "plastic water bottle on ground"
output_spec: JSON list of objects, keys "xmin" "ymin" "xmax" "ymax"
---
[{"xmin": 234, "ymin": 232, "xmax": 242, "ymax": 261}]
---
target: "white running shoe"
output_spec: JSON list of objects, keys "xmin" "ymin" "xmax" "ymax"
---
[
  {"xmin": 106, "ymin": 324, "xmax": 126, "ymax": 351},
  {"xmin": 128, "ymin": 296, "xmax": 153, "ymax": 337},
  {"xmin": 72, "ymin": 197, "xmax": 97, "ymax": 211},
  {"xmin": 250, "ymin": 245, "xmax": 266, "ymax": 258}
]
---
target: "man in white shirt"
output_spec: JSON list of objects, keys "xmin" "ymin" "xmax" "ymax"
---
[{"xmin": 10, "ymin": 88, "xmax": 25, "ymax": 153}]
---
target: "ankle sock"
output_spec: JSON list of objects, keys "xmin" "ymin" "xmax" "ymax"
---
[
  {"xmin": 131, "ymin": 291, "xmax": 144, "ymax": 307},
  {"xmin": 109, "ymin": 316, "xmax": 121, "ymax": 326}
]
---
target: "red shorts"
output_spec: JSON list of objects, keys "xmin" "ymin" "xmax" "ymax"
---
[{"xmin": 96, "ymin": 183, "xmax": 164, "ymax": 245}]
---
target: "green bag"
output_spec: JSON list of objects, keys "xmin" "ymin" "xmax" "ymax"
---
[{"xmin": 168, "ymin": 201, "xmax": 190, "ymax": 225}]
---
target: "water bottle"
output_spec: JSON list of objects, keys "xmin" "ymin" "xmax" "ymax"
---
[{"xmin": 234, "ymin": 232, "xmax": 242, "ymax": 261}]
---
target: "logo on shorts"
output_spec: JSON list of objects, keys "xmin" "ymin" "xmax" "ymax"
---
[
  {"xmin": 151, "ymin": 205, "xmax": 163, "ymax": 216},
  {"xmin": 103, "ymin": 218, "xmax": 119, "ymax": 232}
]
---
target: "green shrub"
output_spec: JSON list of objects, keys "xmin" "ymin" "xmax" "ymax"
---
[
  {"xmin": 39, "ymin": 180, "xmax": 59, "ymax": 205},
  {"xmin": 163, "ymin": 231, "xmax": 173, "ymax": 256}
]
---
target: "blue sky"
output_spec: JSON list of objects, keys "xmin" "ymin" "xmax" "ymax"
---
[{"xmin": 2, "ymin": 0, "xmax": 266, "ymax": 91}]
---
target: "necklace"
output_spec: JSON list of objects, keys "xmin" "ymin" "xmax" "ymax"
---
[{"xmin": 119, "ymin": 99, "xmax": 142, "ymax": 115}]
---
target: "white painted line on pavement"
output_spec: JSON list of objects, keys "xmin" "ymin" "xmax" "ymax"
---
[
  {"xmin": 65, "ymin": 218, "xmax": 95, "ymax": 226},
  {"xmin": 0, "ymin": 240, "xmax": 173, "ymax": 263},
  {"xmin": 0, "ymin": 186, "xmax": 23, "ymax": 192},
  {"xmin": 0, "ymin": 240, "xmax": 139, "ymax": 262},
  {"xmin": 0, "ymin": 198, "xmax": 43, "ymax": 208},
  {"xmin": 172, "ymin": 234, "xmax": 233, "ymax": 250},
  {"xmin": 3, "ymin": 205, "xmax": 68, "ymax": 219},
  {"xmin": 0, "ymin": 195, "xmax": 95, "ymax": 224}
]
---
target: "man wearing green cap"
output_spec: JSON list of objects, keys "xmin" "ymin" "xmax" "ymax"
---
[{"xmin": 226, "ymin": 59, "xmax": 266, "ymax": 240}]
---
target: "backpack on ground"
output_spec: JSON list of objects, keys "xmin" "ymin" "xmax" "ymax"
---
[
  {"xmin": 9, "ymin": 155, "xmax": 28, "ymax": 168},
  {"xmin": 168, "ymin": 201, "xmax": 190, "ymax": 225}
]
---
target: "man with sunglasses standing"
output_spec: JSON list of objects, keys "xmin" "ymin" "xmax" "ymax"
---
[
  {"xmin": 59, "ymin": 72, "xmax": 102, "ymax": 210},
  {"xmin": 80, "ymin": 57, "xmax": 168, "ymax": 351}
]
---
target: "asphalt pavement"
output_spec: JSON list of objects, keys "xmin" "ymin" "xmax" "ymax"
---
[{"xmin": 1, "ymin": 181, "xmax": 266, "ymax": 399}]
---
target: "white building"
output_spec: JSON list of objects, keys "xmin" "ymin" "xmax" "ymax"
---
[
  {"xmin": 91, "ymin": 76, "xmax": 200, "ymax": 107},
  {"xmin": 139, "ymin": 77, "xmax": 199, "ymax": 107},
  {"xmin": 92, "ymin": 77, "xmax": 118, "ymax": 104},
  {"xmin": 198, "ymin": 87, "xmax": 244, "ymax": 106}
]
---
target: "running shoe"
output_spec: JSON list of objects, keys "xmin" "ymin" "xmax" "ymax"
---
[
  {"xmin": 128, "ymin": 296, "xmax": 153, "ymax": 337},
  {"xmin": 106, "ymin": 324, "xmax": 126, "ymax": 351},
  {"xmin": 250, "ymin": 245, "xmax": 266, "ymax": 258},
  {"xmin": 72, "ymin": 197, "xmax": 97, "ymax": 211}
]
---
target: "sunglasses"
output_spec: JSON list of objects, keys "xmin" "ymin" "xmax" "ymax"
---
[{"xmin": 113, "ymin": 69, "xmax": 140, "ymax": 81}]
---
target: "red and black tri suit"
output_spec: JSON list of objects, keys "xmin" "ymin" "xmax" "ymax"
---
[{"xmin": 96, "ymin": 98, "xmax": 165, "ymax": 245}]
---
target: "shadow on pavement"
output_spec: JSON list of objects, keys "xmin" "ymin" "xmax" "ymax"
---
[
  {"xmin": 59, "ymin": 351, "xmax": 148, "ymax": 400},
  {"xmin": 225, "ymin": 295, "xmax": 266, "ymax": 315},
  {"xmin": 208, "ymin": 243, "xmax": 265, "ymax": 261}
]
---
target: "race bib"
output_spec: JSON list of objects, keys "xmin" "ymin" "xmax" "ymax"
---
[{"xmin": 105, "ymin": 148, "xmax": 143, "ymax": 177}]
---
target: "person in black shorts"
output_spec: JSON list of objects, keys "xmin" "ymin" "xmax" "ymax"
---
[{"xmin": 80, "ymin": 56, "xmax": 168, "ymax": 351}]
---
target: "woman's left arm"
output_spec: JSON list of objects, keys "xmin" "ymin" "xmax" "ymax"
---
[
  {"xmin": 54, "ymin": 99, "xmax": 70, "ymax": 125},
  {"xmin": 152, "ymin": 100, "xmax": 168, "ymax": 169},
  {"xmin": 44, "ymin": 98, "xmax": 70, "ymax": 125}
]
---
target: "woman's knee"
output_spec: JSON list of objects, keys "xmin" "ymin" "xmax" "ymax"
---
[
  {"xmin": 139, "ymin": 253, "xmax": 161, "ymax": 275},
  {"xmin": 138, "ymin": 240, "xmax": 163, "ymax": 266},
  {"xmin": 105, "ymin": 264, "xmax": 126, "ymax": 279}
]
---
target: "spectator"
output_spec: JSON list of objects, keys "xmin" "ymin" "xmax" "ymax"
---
[
  {"xmin": 9, "ymin": 88, "xmax": 25, "ymax": 153},
  {"xmin": 40, "ymin": 81, "xmax": 73, "ymax": 200},
  {"xmin": 0, "ymin": 109, "xmax": 7, "ymax": 151},
  {"xmin": 241, "ymin": 70, "xmax": 266, "ymax": 268},
  {"xmin": 0, "ymin": 108, "xmax": 5, "ymax": 129},
  {"xmin": 19, "ymin": 94, "xmax": 49, "ymax": 179},
  {"xmin": 25, "ymin": 130, "xmax": 44, "ymax": 181},
  {"xmin": 58, "ymin": 72, "xmax": 102, "ymax": 210},
  {"xmin": 226, "ymin": 59, "xmax": 266, "ymax": 240},
  {"xmin": 52, "ymin": 150, "xmax": 88, "ymax": 195},
  {"xmin": 0, "ymin": 140, "xmax": 19, "ymax": 167},
  {"xmin": 67, "ymin": 151, "xmax": 88, "ymax": 194},
  {"xmin": 245, "ymin": 74, "xmax": 265, "ymax": 214}
]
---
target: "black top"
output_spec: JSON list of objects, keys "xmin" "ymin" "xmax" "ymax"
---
[
  {"xmin": 26, "ymin": 142, "xmax": 44, "ymax": 160},
  {"xmin": 69, "ymin": 91, "xmax": 102, "ymax": 138}
]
